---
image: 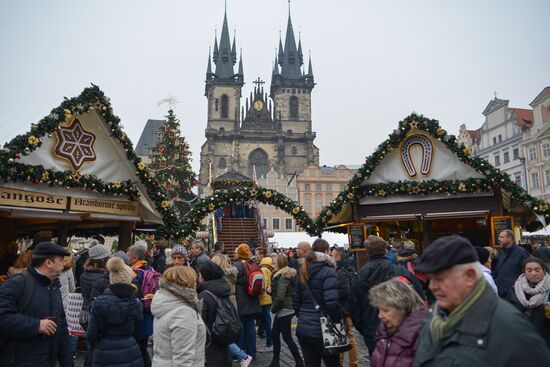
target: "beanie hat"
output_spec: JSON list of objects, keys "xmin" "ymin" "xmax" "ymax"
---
[
  {"xmin": 113, "ymin": 250, "xmax": 129, "ymax": 265},
  {"xmin": 171, "ymin": 244, "xmax": 187, "ymax": 257},
  {"xmin": 107, "ymin": 257, "xmax": 134, "ymax": 285},
  {"xmin": 89, "ymin": 245, "xmax": 110, "ymax": 260},
  {"xmin": 199, "ymin": 261, "xmax": 225, "ymax": 281},
  {"xmin": 88, "ymin": 239, "xmax": 99, "ymax": 248},
  {"xmin": 236, "ymin": 243, "xmax": 253, "ymax": 260}
]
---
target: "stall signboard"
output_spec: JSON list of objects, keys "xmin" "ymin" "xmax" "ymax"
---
[
  {"xmin": 0, "ymin": 187, "xmax": 67, "ymax": 210},
  {"xmin": 491, "ymin": 216, "xmax": 514, "ymax": 247},
  {"xmin": 70, "ymin": 197, "xmax": 139, "ymax": 217},
  {"xmin": 348, "ymin": 223, "xmax": 367, "ymax": 252}
]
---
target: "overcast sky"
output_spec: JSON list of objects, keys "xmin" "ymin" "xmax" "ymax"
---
[{"xmin": 1, "ymin": 0, "xmax": 549, "ymax": 172}]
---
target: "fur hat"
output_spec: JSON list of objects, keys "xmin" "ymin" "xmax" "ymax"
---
[
  {"xmin": 107, "ymin": 257, "xmax": 134, "ymax": 285},
  {"xmin": 236, "ymin": 243, "xmax": 252, "ymax": 260},
  {"xmin": 89, "ymin": 245, "xmax": 110, "ymax": 260}
]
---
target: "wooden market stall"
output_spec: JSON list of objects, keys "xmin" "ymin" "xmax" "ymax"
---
[{"xmin": 0, "ymin": 86, "xmax": 178, "ymax": 252}]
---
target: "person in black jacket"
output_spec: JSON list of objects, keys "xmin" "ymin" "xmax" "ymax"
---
[
  {"xmin": 151, "ymin": 242, "xmax": 167, "ymax": 274},
  {"xmin": 0, "ymin": 242, "xmax": 73, "ymax": 367},
  {"xmin": 350, "ymin": 236, "xmax": 424, "ymax": 355},
  {"xmin": 293, "ymin": 239, "xmax": 340, "ymax": 367},
  {"xmin": 493, "ymin": 229, "xmax": 530, "ymax": 298},
  {"xmin": 87, "ymin": 257, "xmax": 143, "ymax": 367},
  {"xmin": 332, "ymin": 247, "xmax": 358, "ymax": 367},
  {"xmin": 197, "ymin": 261, "xmax": 233, "ymax": 367}
]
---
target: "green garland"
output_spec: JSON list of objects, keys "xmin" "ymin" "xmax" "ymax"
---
[
  {"xmin": 0, "ymin": 85, "xmax": 180, "ymax": 238},
  {"xmin": 315, "ymin": 113, "xmax": 550, "ymax": 234},
  {"xmin": 178, "ymin": 186, "xmax": 315, "ymax": 237},
  {"xmin": 211, "ymin": 179, "xmax": 255, "ymax": 190}
]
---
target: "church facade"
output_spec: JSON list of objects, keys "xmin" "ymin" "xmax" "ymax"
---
[{"xmin": 198, "ymin": 7, "xmax": 319, "ymax": 194}]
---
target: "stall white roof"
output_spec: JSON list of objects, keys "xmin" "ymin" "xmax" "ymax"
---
[{"xmin": 271, "ymin": 232, "xmax": 349, "ymax": 248}]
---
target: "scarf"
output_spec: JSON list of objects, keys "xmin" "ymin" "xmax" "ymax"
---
[
  {"xmin": 430, "ymin": 278, "xmax": 487, "ymax": 343},
  {"xmin": 160, "ymin": 279, "xmax": 202, "ymax": 313},
  {"xmin": 513, "ymin": 273, "xmax": 550, "ymax": 309}
]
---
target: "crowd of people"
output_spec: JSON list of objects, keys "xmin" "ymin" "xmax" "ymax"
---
[{"xmin": 0, "ymin": 229, "xmax": 550, "ymax": 367}]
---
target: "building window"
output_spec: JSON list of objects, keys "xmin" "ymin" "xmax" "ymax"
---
[
  {"xmin": 498, "ymin": 134, "xmax": 502, "ymax": 143},
  {"xmin": 338, "ymin": 170, "xmax": 346, "ymax": 177},
  {"xmin": 514, "ymin": 173, "xmax": 522, "ymax": 188},
  {"xmin": 316, "ymin": 198, "xmax": 323, "ymax": 210},
  {"xmin": 285, "ymin": 218, "xmax": 293, "ymax": 230},
  {"xmin": 532, "ymin": 172, "xmax": 540, "ymax": 189},
  {"xmin": 326, "ymin": 183, "xmax": 333, "ymax": 192},
  {"xmin": 304, "ymin": 183, "xmax": 310, "ymax": 191},
  {"xmin": 493, "ymin": 137, "xmax": 497, "ymax": 145},
  {"xmin": 218, "ymin": 157, "xmax": 226, "ymax": 169},
  {"xmin": 262, "ymin": 217, "xmax": 267, "ymax": 229},
  {"xmin": 529, "ymin": 147, "xmax": 537, "ymax": 161},
  {"xmin": 214, "ymin": 98, "xmax": 219, "ymax": 111},
  {"xmin": 315, "ymin": 183, "xmax": 322, "ymax": 191},
  {"xmin": 221, "ymin": 94, "xmax": 229, "ymax": 118},
  {"xmin": 543, "ymin": 143, "xmax": 550, "ymax": 158},
  {"xmin": 289, "ymin": 96, "xmax": 299, "ymax": 119},
  {"xmin": 546, "ymin": 170, "xmax": 550, "ymax": 186},
  {"xmin": 304, "ymin": 196, "xmax": 312, "ymax": 210},
  {"xmin": 272, "ymin": 218, "xmax": 280, "ymax": 230},
  {"xmin": 513, "ymin": 148, "xmax": 519, "ymax": 160},
  {"xmin": 494, "ymin": 155, "xmax": 500, "ymax": 167},
  {"xmin": 308, "ymin": 170, "xmax": 316, "ymax": 176},
  {"xmin": 503, "ymin": 151, "xmax": 510, "ymax": 163},
  {"xmin": 291, "ymin": 146, "xmax": 297, "ymax": 155}
]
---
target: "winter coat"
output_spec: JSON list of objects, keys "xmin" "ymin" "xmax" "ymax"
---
[
  {"xmin": 493, "ymin": 244, "xmax": 530, "ymax": 298},
  {"xmin": 507, "ymin": 286, "xmax": 550, "ymax": 347},
  {"xmin": 80, "ymin": 268, "xmax": 107, "ymax": 313},
  {"xmin": 87, "ymin": 284, "xmax": 144, "ymax": 367},
  {"xmin": 234, "ymin": 260, "xmax": 262, "ymax": 316},
  {"xmin": 58, "ymin": 268, "xmax": 76, "ymax": 311},
  {"xmin": 152, "ymin": 252, "xmax": 167, "ymax": 274},
  {"xmin": 222, "ymin": 266, "xmax": 239, "ymax": 311},
  {"xmin": 0, "ymin": 266, "xmax": 72, "ymax": 367},
  {"xmin": 89, "ymin": 272, "xmax": 110, "ymax": 301},
  {"xmin": 293, "ymin": 252, "xmax": 340, "ymax": 339},
  {"xmin": 197, "ymin": 278, "xmax": 232, "ymax": 367},
  {"xmin": 335, "ymin": 258, "xmax": 356, "ymax": 316},
  {"xmin": 271, "ymin": 266, "xmax": 297, "ymax": 314},
  {"xmin": 151, "ymin": 286, "xmax": 206, "ymax": 367},
  {"xmin": 259, "ymin": 257, "xmax": 273, "ymax": 306},
  {"xmin": 370, "ymin": 309, "xmax": 426, "ymax": 367},
  {"xmin": 350, "ymin": 256, "xmax": 424, "ymax": 353},
  {"xmin": 414, "ymin": 283, "xmax": 550, "ymax": 366}
]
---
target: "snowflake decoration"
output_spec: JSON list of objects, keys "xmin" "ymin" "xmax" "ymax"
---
[{"xmin": 54, "ymin": 119, "xmax": 96, "ymax": 170}]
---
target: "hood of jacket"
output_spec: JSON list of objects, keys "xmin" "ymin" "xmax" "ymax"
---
[
  {"xmin": 151, "ymin": 285, "xmax": 201, "ymax": 319},
  {"xmin": 308, "ymin": 252, "xmax": 335, "ymax": 277},
  {"xmin": 274, "ymin": 266, "xmax": 297, "ymax": 280},
  {"xmin": 223, "ymin": 266, "xmax": 238, "ymax": 284},
  {"xmin": 260, "ymin": 257, "xmax": 273, "ymax": 267},
  {"xmin": 197, "ymin": 277, "xmax": 231, "ymax": 298}
]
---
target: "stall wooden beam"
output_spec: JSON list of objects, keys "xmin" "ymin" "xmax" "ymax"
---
[{"xmin": 118, "ymin": 222, "xmax": 132, "ymax": 251}]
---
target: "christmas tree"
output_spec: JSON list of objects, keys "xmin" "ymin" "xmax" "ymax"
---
[{"xmin": 149, "ymin": 109, "xmax": 198, "ymax": 217}]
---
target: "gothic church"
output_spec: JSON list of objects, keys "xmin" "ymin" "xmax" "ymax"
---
[{"xmin": 198, "ymin": 6, "xmax": 319, "ymax": 191}]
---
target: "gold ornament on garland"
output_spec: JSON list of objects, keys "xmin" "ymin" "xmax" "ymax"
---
[
  {"xmin": 41, "ymin": 171, "xmax": 49, "ymax": 181},
  {"xmin": 27, "ymin": 135, "xmax": 40, "ymax": 146},
  {"xmin": 378, "ymin": 189, "xmax": 387, "ymax": 197},
  {"xmin": 113, "ymin": 181, "xmax": 122, "ymax": 189},
  {"xmin": 436, "ymin": 128, "xmax": 446, "ymax": 136},
  {"xmin": 208, "ymin": 203, "xmax": 215, "ymax": 211},
  {"xmin": 161, "ymin": 200, "xmax": 170, "ymax": 209},
  {"xmin": 137, "ymin": 162, "xmax": 146, "ymax": 170},
  {"xmin": 264, "ymin": 191, "xmax": 272, "ymax": 198},
  {"xmin": 346, "ymin": 192, "xmax": 354, "ymax": 200},
  {"xmin": 292, "ymin": 207, "xmax": 300, "ymax": 215},
  {"xmin": 458, "ymin": 183, "xmax": 467, "ymax": 192}
]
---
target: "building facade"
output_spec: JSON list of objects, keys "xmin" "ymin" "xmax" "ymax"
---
[
  {"xmin": 198, "ymin": 7, "xmax": 319, "ymax": 194},
  {"xmin": 522, "ymin": 87, "xmax": 550, "ymax": 201},
  {"xmin": 457, "ymin": 123, "xmax": 479, "ymax": 152},
  {"xmin": 473, "ymin": 97, "xmax": 532, "ymax": 189},
  {"xmin": 296, "ymin": 165, "xmax": 357, "ymax": 219},
  {"xmin": 256, "ymin": 168, "xmax": 299, "ymax": 232}
]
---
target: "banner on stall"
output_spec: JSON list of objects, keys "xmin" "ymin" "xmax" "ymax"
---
[
  {"xmin": 70, "ymin": 197, "xmax": 139, "ymax": 216},
  {"xmin": 0, "ymin": 187, "xmax": 67, "ymax": 210}
]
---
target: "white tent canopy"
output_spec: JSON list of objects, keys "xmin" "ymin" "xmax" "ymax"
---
[
  {"xmin": 523, "ymin": 225, "xmax": 550, "ymax": 236},
  {"xmin": 270, "ymin": 232, "xmax": 349, "ymax": 249}
]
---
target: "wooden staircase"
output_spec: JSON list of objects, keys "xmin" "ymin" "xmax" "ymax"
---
[{"xmin": 217, "ymin": 218, "xmax": 261, "ymax": 259}]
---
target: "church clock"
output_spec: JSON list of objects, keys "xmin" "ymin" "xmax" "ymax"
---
[{"xmin": 253, "ymin": 100, "xmax": 264, "ymax": 111}]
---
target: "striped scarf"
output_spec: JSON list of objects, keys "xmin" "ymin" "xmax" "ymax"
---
[{"xmin": 429, "ymin": 278, "xmax": 487, "ymax": 343}]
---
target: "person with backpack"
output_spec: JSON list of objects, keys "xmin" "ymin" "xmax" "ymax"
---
[
  {"xmin": 349, "ymin": 236, "xmax": 424, "ymax": 355},
  {"xmin": 87, "ymin": 257, "xmax": 144, "ymax": 367},
  {"xmin": 197, "ymin": 261, "xmax": 236, "ymax": 367},
  {"xmin": 128, "ymin": 241, "xmax": 161, "ymax": 367},
  {"xmin": 332, "ymin": 247, "xmax": 358, "ymax": 367},
  {"xmin": 0, "ymin": 242, "xmax": 73, "ymax": 367},
  {"xmin": 233, "ymin": 243, "xmax": 262, "ymax": 360},
  {"xmin": 152, "ymin": 266, "xmax": 206, "ymax": 366},
  {"xmin": 293, "ymin": 238, "xmax": 340, "ymax": 367},
  {"xmin": 255, "ymin": 247, "xmax": 274, "ymax": 351}
]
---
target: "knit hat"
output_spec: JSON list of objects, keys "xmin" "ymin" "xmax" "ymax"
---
[
  {"xmin": 236, "ymin": 243, "xmax": 253, "ymax": 260},
  {"xmin": 171, "ymin": 244, "xmax": 187, "ymax": 257},
  {"xmin": 88, "ymin": 239, "xmax": 99, "ymax": 248},
  {"xmin": 89, "ymin": 245, "xmax": 110, "ymax": 260},
  {"xmin": 198, "ymin": 261, "xmax": 225, "ymax": 281},
  {"xmin": 106, "ymin": 257, "xmax": 134, "ymax": 285},
  {"xmin": 113, "ymin": 250, "xmax": 130, "ymax": 265}
]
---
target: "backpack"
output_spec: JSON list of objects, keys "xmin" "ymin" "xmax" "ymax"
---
[
  {"xmin": 134, "ymin": 268, "xmax": 161, "ymax": 310},
  {"xmin": 242, "ymin": 260, "xmax": 265, "ymax": 297},
  {"xmin": 203, "ymin": 290, "xmax": 241, "ymax": 345}
]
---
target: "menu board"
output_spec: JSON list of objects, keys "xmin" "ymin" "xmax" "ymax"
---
[
  {"xmin": 348, "ymin": 224, "xmax": 367, "ymax": 252},
  {"xmin": 490, "ymin": 216, "xmax": 514, "ymax": 247}
]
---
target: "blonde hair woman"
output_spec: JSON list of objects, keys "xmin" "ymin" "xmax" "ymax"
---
[
  {"xmin": 151, "ymin": 266, "xmax": 206, "ymax": 367},
  {"xmin": 211, "ymin": 254, "xmax": 239, "ymax": 310}
]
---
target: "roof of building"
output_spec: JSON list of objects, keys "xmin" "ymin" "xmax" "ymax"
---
[
  {"xmin": 215, "ymin": 170, "xmax": 251, "ymax": 181},
  {"xmin": 509, "ymin": 108, "xmax": 534, "ymax": 128},
  {"xmin": 135, "ymin": 119, "xmax": 164, "ymax": 156},
  {"xmin": 530, "ymin": 86, "xmax": 550, "ymax": 107}
]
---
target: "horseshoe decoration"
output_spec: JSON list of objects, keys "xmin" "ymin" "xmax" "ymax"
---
[{"xmin": 400, "ymin": 134, "xmax": 433, "ymax": 177}]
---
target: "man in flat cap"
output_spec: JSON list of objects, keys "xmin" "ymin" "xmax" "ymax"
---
[
  {"xmin": 413, "ymin": 235, "xmax": 550, "ymax": 367},
  {"xmin": 0, "ymin": 241, "xmax": 73, "ymax": 366}
]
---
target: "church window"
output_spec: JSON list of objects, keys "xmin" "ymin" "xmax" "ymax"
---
[
  {"xmin": 218, "ymin": 157, "xmax": 226, "ymax": 169},
  {"xmin": 292, "ymin": 88, "xmax": 296, "ymax": 94},
  {"xmin": 248, "ymin": 148, "xmax": 269, "ymax": 178},
  {"xmin": 289, "ymin": 96, "xmax": 299, "ymax": 119},
  {"xmin": 219, "ymin": 127, "xmax": 225, "ymax": 132},
  {"xmin": 291, "ymin": 146, "xmax": 297, "ymax": 155},
  {"xmin": 221, "ymin": 94, "xmax": 229, "ymax": 118},
  {"xmin": 287, "ymin": 129, "xmax": 293, "ymax": 134},
  {"xmin": 214, "ymin": 98, "xmax": 219, "ymax": 111}
]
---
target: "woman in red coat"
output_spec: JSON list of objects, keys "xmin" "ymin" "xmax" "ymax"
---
[{"xmin": 368, "ymin": 278, "xmax": 427, "ymax": 367}]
